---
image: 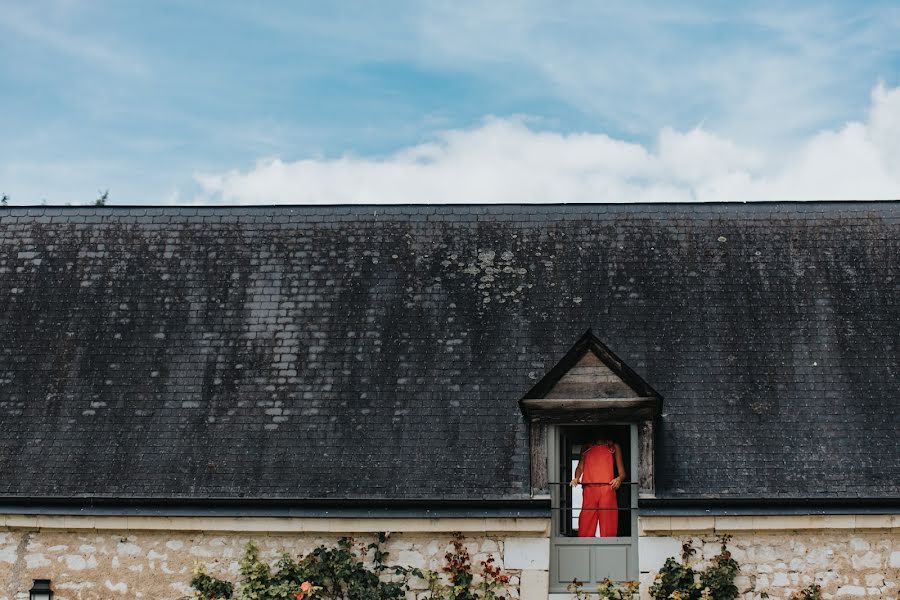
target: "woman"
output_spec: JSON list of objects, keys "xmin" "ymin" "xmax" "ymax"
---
[{"xmin": 570, "ymin": 438, "xmax": 626, "ymax": 537}]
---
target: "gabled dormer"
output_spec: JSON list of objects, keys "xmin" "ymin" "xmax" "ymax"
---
[
  {"xmin": 523, "ymin": 330, "xmax": 663, "ymax": 589},
  {"xmin": 519, "ymin": 329, "xmax": 661, "ymax": 423}
]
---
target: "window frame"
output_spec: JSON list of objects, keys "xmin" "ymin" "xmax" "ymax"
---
[{"xmin": 547, "ymin": 422, "xmax": 639, "ymax": 591}]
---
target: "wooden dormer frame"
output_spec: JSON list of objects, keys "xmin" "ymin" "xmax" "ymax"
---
[
  {"xmin": 520, "ymin": 329, "xmax": 662, "ymax": 423},
  {"xmin": 521, "ymin": 329, "xmax": 662, "ymax": 498}
]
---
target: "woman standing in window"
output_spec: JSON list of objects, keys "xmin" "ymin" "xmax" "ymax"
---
[{"xmin": 570, "ymin": 439, "xmax": 626, "ymax": 537}]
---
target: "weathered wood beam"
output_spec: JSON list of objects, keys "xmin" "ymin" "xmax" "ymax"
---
[
  {"xmin": 638, "ymin": 420, "xmax": 655, "ymax": 498},
  {"xmin": 529, "ymin": 422, "xmax": 549, "ymax": 496},
  {"xmin": 518, "ymin": 397, "xmax": 661, "ymax": 422}
]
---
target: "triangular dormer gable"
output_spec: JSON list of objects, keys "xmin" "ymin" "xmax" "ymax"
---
[{"xmin": 519, "ymin": 329, "xmax": 661, "ymax": 423}]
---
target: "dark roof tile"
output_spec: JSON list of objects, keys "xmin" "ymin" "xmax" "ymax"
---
[{"xmin": 0, "ymin": 202, "xmax": 897, "ymax": 502}]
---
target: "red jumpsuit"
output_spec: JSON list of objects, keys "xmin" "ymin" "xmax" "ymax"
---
[{"xmin": 577, "ymin": 444, "xmax": 618, "ymax": 537}]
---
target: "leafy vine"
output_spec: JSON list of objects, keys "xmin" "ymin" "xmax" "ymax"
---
[{"xmin": 188, "ymin": 533, "xmax": 513, "ymax": 600}]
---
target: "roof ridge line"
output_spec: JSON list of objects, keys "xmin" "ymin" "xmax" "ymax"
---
[{"xmin": 1, "ymin": 199, "xmax": 900, "ymax": 210}]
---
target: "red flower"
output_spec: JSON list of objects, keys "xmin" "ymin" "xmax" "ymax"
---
[{"xmin": 294, "ymin": 581, "xmax": 314, "ymax": 599}]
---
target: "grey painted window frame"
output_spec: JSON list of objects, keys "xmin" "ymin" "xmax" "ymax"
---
[{"xmin": 547, "ymin": 422, "xmax": 640, "ymax": 592}]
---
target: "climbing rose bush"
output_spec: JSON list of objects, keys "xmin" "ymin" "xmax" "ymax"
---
[{"xmin": 188, "ymin": 533, "xmax": 513, "ymax": 600}]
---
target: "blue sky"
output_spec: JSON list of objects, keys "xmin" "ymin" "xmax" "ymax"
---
[{"xmin": 2, "ymin": 1, "xmax": 900, "ymax": 204}]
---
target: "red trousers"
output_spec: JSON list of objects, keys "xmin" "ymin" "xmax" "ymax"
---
[{"xmin": 577, "ymin": 485, "xmax": 618, "ymax": 537}]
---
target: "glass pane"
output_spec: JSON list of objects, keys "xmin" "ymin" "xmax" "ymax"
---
[{"xmin": 571, "ymin": 458, "xmax": 582, "ymax": 530}]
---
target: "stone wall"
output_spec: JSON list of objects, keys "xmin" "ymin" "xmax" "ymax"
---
[
  {"xmin": 8, "ymin": 516, "xmax": 898, "ymax": 599},
  {"xmin": 0, "ymin": 527, "xmax": 549, "ymax": 600},
  {"xmin": 639, "ymin": 530, "xmax": 900, "ymax": 599}
]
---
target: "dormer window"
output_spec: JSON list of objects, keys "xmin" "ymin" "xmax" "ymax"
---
[
  {"xmin": 560, "ymin": 425, "xmax": 632, "ymax": 538},
  {"xmin": 520, "ymin": 330, "xmax": 661, "ymax": 592}
]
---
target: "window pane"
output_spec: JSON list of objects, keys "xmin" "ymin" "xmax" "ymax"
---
[{"xmin": 571, "ymin": 458, "xmax": 582, "ymax": 530}]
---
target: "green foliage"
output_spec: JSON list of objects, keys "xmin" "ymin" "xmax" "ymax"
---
[
  {"xmin": 189, "ymin": 534, "xmax": 512, "ymax": 600},
  {"xmin": 597, "ymin": 578, "xmax": 640, "ymax": 599},
  {"xmin": 224, "ymin": 536, "xmax": 410, "ymax": 600},
  {"xmin": 433, "ymin": 533, "xmax": 475, "ymax": 600},
  {"xmin": 235, "ymin": 541, "xmax": 268, "ymax": 599},
  {"xmin": 565, "ymin": 578, "xmax": 638, "ymax": 599},
  {"xmin": 649, "ymin": 557, "xmax": 696, "ymax": 599},
  {"xmin": 789, "ymin": 584, "xmax": 822, "ymax": 600},
  {"xmin": 191, "ymin": 565, "xmax": 235, "ymax": 599},
  {"xmin": 295, "ymin": 537, "xmax": 412, "ymax": 600},
  {"xmin": 0, "ymin": 194, "xmax": 8, "ymax": 207},
  {"xmin": 698, "ymin": 536, "xmax": 739, "ymax": 600},
  {"xmin": 649, "ymin": 536, "xmax": 740, "ymax": 600},
  {"xmin": 420, "ymin": 534, "xmax": 511, "ymax": 600},
  {"xmin": 94, "ymin": 190, "xmax": 109, "ymax": 206},
  {"xmin": 476, "ymin": 555, "xmax": 512, "ymax": 600}
]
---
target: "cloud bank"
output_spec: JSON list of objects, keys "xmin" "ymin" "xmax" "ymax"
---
[{"xmin": 195, "ymin": 84, "xmax": 900, "ymax": 205}]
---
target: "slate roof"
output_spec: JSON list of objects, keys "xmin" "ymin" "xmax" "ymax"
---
[{"xmin": 0, "ymin": 202, "xmax": 897, "ymax": 505}]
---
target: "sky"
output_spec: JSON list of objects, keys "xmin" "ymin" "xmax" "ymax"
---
[{"xmin": 2, "ymin": 1, "xmax": 900, "ymax": 205}]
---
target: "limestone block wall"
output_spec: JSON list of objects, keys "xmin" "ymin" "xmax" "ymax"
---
[
  {"xmin": 638, "ymin": 518, "xmax": 900, "ymax": 600},
  {"xmin": 11, "ymin": 514, "xmax": 898, "ymax": 599},
  {"xmin": 0, "ymin": 519, "xmax": 551, "ymax": 600}
]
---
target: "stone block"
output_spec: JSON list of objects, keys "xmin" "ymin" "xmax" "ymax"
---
[
  {"xmin": 668, "ymin": 516, "xmax": 714, "ymax": 532},
  {"xmin": 519, "ymin": 569, "xmax": 549, "ymax": 600},
  {"xmin": 836, "ymin": 585, "xmax": 866, "ymax": 596},
  {"xmin": 853, "ymin": 515, "xmax": 892, "ymax": 529},
  {"xmin": 713, "ymin": 516, "xmax": 756, "ymax": 531},
  {"xmin": 889, "ymin": 550, "xmax": 900, "ymax": 569},
  {"xmin": 638, "ymin": 516, "xmax": 670, "ymax": 534},
  {"xmin": 638, "ymin": 536, "xmax": 682, "ymax": 572},
  {"xmin": 751, "ymin": 515, "xmax": 811, "ymax": 530},
  {"xmin": 397, "ymin": 549, "xmax": 426, "ymax": 569},
  {"xmin": 809, "ymin": 515, "xmax": 855, "ymax": 529},
  {"xmin": 504, "ymin": 537, "xmax": 550, "ymax": 570},
  {"xmin": 850, "ymin": 550, "xmax": 882, "ymax": 570}
]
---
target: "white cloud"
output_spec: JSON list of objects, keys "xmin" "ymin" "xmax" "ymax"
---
[
  {"xmin": 194, "ymin": 84, "xmax": 900, "ymax": 205},
  {"xmin": 411, "ymin": 1, "xmax": 900, "ymax": 146},
  {"xmin": 228, "ymin": 2, "xmax": 900, "ymax": 147}
]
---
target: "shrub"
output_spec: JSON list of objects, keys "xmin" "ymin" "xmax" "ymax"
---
[
  {"xmin": 420, "ymin": 534, "xmax": 511, "ymax": 600},
  {"xmin": 565, "ymin": 578, "xmax": 638, "ymax": 599},
  {"xmin": 649, "ymin": 557, "xmax": 695, "ymax": 599},
  {"xmin": 190, "ymin": 565, "xmax": 235, "ymax": 600},
  {"xmin": 649, "ymin": 536, "xmax": 740, "ymax": 600},
  {"xmin": 189, "ymin": 533, "xmax": 513, "ymax": 600},
  {"xmin": 697, "ymin": 536, "xmax": 739, "ymax": 600}
]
